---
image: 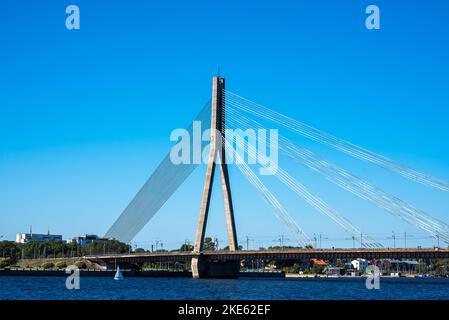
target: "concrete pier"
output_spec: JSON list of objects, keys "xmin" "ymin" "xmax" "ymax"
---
[
  {"xmin": 191, "ymin": 77, "xmax": 239, "ymax": 279},
  {"xmin": 191, "ymin": 255, "xmax": 240, "ymax": 279}
]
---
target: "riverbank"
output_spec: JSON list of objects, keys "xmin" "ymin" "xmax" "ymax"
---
[
  {"xmin": 2, "ymin": 269, "xmax": 446, "ymax": 279},
  {"xmin": 0, "ymin": 269, "xmax": 191, "ymax": 277},
  {"xmin": 285, "ymin": 273, "xmax": 449, "ymax": 279},
  {"xmin": 0, "ymin": 269, "xmax": 285, "ymax": 278}
]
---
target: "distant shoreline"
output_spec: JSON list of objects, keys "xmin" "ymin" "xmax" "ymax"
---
[
  {"xmin": 0, "ymin": 269, "xmax": 284, "ymax": 278},
  {"xmin": 285, "ymin": 273, "xmax": 449, "ymax": 280},
  {"xmin": 1, "ymin": 269, "xmax": 448, "ymax": 280},
  {"xmin": 0, "ymin": 269, "xmax": 191, "ymax": 278}
]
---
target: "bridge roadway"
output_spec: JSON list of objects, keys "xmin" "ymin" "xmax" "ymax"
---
[{"xmin": 85, "ymin": 248, "xmax": 449, "ymax": 265}]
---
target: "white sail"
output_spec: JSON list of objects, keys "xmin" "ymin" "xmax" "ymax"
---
[{"xmin": 114, "ymin": 266, "xmax": 124, "ymax": 280}]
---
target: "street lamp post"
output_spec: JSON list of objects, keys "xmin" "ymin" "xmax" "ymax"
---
[
  {"xmin": 344, "ymin": 236, "xmax": 355, "ymax": 249},
  {"xmin": 360, "ymin": 232, "xmax": 363, "ymax": 248},
  {"xmin": 245, "ymin": 235, "xmax": 253, "ymax": 251},
  {"xmin": 318, "ymin": 234, "xmax": 328, "ymax": 249},
  {"xmin": 392, "ymin": 231, "xmax": 396, "ymax": 249},
  {"xmin": 404, "ymin": 232, "xmax": 407, "ymax": 249}
]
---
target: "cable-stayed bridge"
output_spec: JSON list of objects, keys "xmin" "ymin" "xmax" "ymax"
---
[{"xmin": 86, "ymin": 77, "xmax": 449, "ymax": 278}]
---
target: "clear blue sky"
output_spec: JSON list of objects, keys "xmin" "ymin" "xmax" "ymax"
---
[{"xmin": 1, "ymin": 0, "xmax": 448, "ymax": 249}]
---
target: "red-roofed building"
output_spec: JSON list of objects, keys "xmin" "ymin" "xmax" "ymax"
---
[{"xmin": 310, "ymin": 258, "xmax": 327, "ymax": 266}]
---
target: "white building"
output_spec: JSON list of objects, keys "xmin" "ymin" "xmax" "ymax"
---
[
  {"xmin": 71, "ymin": 234, "xmax": 99, "ymax": 246},
  {"xmin": 351, "ymin": 258, "xmax": 368, "ymax": 271},
  {"xmin": 16, "ymin": 231, "xmax": 63, "ymax": 244}
]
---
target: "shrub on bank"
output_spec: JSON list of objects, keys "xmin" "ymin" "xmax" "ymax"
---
[
  {"xmin": 0, "ymin": 258, "xmax": 11, "ymax": 268},
  {"xmin": 74, "ymin": 260, "xmax": 87, "ymax": 269},
  {"xmin": 55, "ymin": 261, "xmax": 67, "ymax": 269},
  {"xmin": 41, "ymin": 262, "xmax": 55, "ymax": 269}
]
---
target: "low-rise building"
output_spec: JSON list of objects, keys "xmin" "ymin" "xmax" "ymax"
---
[
  {"xmin": 388, "ymin": 259, "xmax": 419, "ymax": 274},
  {"xmin": 324, "ymin": 267, "xmax": 344, "ymax": 276},
  {"xmin": 351, "ymin": 258, "xmax": 368, "ymax": 271},
  {"xmin": 15, "ymin": 231, "xmax": 63, "ymax": 244},
  {"xmin": 310, "ymin": 258, "xmax": 327, "ymax": 267},
  {"xmin": 71, "ymin": 234, "xmax": 99, "ymax": 246}
]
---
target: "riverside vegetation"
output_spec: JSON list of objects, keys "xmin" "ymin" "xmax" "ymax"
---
[{"xmin": 1, "ymin": 239, "xmax": 448, "ymax": 276}]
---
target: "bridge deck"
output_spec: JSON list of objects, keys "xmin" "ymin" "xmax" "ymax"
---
[{"xmin": 85, "ymin": 248, "xmax": 449, "ymax": 264}]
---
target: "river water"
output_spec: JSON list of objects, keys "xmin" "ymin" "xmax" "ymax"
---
[{"xmin": 0, "ymin": 276, "xmax": 448, "ymax": 300}]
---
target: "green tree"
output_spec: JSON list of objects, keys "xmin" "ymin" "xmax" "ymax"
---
[
  {"xmin": 0, "ymin": 258, "xmax": 11, "ymax": 268},
  {"xmin": 284, "ymin": 263, "xmax": 300, "ymax": 273},
  {"xmin": 311, "ymin": 265, "xmax": 325, "ymax": 274},
  {"xmin": 1, "ymin": 238, "xmax": 132, "ymax": 260},
  {"xmin": 433, "ymin": 259, "xmax": 449, "ymax": 276},
  {"xmin": 335, "ymin": 259, "xmax": 345, "ymax": 268},
  {"xmin": 222, "ymin": 245, "xmax": 243, "ymax": 251},
  {"xmin": 179, "ymin": 244, "xmax": 194, "ymax": 252},
  {"xmin": 0, "ymin": 241, "xmax": 19, "ymax": 263},
  {"xmin": 82, "ymin": 239, "xmax": 129, "ymax": 255},
  {"xmin": 203, "ymin": 237, "xmax": 216, "ymax": 251}
]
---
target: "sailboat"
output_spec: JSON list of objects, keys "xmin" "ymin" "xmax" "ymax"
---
[{"xmin": 114, "ymin": 265, "xmax": 124, "ymax": 280}]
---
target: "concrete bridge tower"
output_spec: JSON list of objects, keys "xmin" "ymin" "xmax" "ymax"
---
[{"xmin": 191, "ymin": 77, "xmax": 240, "ymax": 278}]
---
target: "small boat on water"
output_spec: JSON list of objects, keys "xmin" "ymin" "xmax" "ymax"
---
[{"xmin": 114, "ymin": 266, "xmax": 124, "ymax": 280}]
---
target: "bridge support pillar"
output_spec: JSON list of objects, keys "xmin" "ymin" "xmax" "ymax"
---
[
  {"xmin": 193, "ymin": 77, "xmax": 238, "ymax": 254},
  {"xmin": 190, "ymin": 77, "xmax": 239, "ymax": 279},
  {"xmin": 191, "ymin": 255, "xmax": 240, "ymax": 279}
]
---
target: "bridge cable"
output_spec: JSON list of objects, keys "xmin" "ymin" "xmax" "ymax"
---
[
  {"xmin": 226, "ymin": 115, "xmax": 382, "ymax": 248},
  {"xmin": 220, "ymin": 134, "xmax": 311, "ymax": 247},
  {"xmin": 226, "ymin": 108, "xmax": 449, "ymax": 244},
  {"xmin": 225, "ymin": 91, "xmax": 449, "ymax": 194},
  {"xmin": 105, "ymin": 101, "xmax": 212, "ymax": 242}
]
